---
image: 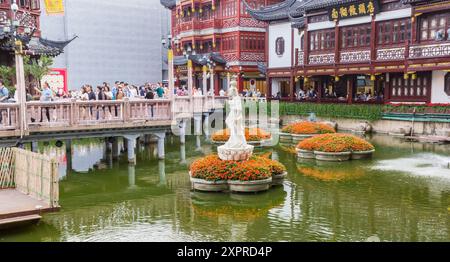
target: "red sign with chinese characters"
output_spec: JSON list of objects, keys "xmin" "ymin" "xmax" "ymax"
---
[{"xmin": 42, "ymin": 68, "xmax": 68, "ymax": 93}]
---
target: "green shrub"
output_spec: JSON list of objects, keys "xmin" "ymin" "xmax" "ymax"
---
[{"xmin": 278, "ymin": 102, "xmax": 383, "ymax": 121}]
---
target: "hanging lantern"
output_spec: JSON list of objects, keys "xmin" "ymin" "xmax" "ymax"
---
[
  {"xmin": 199, "ymin": 7, "xmax": 203, "ymax": 14},
  {"xmin": 370, "ymin": 75, "xmax": 376, "ymax": 81},
  {"xmin": 304, "ymin": 77, "xmax": 309, "ymax": 83},
  {"xmin": 412, "ymin": 73, "xmax": 417, "ymax": 80},
  {"xmin": 404, "ymin": 73, "xmax": 409, "ymax": 80},
  {"xmin": 200, "ymin": 44, "xmax": 203, "ymax": 50},
  {"xmin": 335, "ymin": 76, "xmax": 340, "ymax": 82}
]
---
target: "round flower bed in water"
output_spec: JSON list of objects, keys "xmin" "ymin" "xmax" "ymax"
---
[
  {"xmin": 211, "ymin": 128, "xmax": 272, "ymax": 146},
  {"xmin": 190, "ymin": 155, "xmax": 287, "ymax": 193},
  {"xmin": 296, "ymin": 133, "xmax": 375, "ymax": 162},
  {"xmin": 281, "ymin": 122, "xmax": 336, "ymax": 144}
]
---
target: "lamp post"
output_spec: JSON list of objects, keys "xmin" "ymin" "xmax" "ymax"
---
[
  {"xmin": 225, "ymin": 64, "xmax": 231, "ymax": 93},
  {"xmin": 5, "ymin": 0, "xmax": 34, "ymax": 138},
  {"xmin": 161, "ymin": 34, "xmax": 175, "ymax": 100},
  {"xmin": 183, "ymin": 46, "xmax": 195, "ymax": 99}
]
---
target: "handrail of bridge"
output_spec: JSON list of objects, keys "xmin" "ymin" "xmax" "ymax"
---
[{"xmin": 0, "ymin": 96, "xmax": 227, "ymax": 135}]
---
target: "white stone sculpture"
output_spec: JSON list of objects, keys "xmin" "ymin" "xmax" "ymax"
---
[{"xmin": 218, "ymin": 79, "xmax": 254, "ymax": 161}]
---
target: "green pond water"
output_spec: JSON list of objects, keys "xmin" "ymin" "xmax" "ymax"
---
[{"xmin": 1, "ymin": 134, "xmax": 449, "ymax": 242}]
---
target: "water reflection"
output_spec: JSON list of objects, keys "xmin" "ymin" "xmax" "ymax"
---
[{"xmin": 1, "ymin": 135, "xmax": 449, "ymax": 242}]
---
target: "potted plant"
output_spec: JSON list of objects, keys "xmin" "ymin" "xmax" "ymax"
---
[
  {"xmin": 281, "ymin": 122, "xmax": 336, "ymax": 144},
  {"xmin": 211, "ymin": 128, "xmax": 272, "ymax": 147},
  {"xmin": 297, "ymin": 134, "xmax": 375, "ymax": 162},
  {"xmin": 189, "ymin": 155, "xmax": 286, "ymax": 193},
  {"xmin": 190, "ymin": 156, "xmax": 229, "ymax": 192}
]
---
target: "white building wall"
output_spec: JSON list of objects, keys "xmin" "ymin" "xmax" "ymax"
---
[
  {"xmin": 268, "ymin": 22, "xmax": 292, "ymax": 69},
  {"xmin": 293, "ymin": 28, "xmax": 302, "ymax": 52},
  {"xmin": 431, "ymin": 71, "xmax": 450, "ymax": 103},
  {"xmin": 271, "ymin": 79, "xmax": 281, "ymax": 95},
  {"xmin": 40, "ymin": 0, "xmax": 168, "ymax": 89}
]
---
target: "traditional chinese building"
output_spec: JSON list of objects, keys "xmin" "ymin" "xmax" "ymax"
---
[
  {"xmin": 160, "ymin": 0, "xmax": 283, "ymax": 95},
  {"xmin": 0, "ymin": 0, "xmax": 72, "ymax": 65},
  {"xmin": 246, "ymin": 0, "xmax": 450, "ymax": 104}
]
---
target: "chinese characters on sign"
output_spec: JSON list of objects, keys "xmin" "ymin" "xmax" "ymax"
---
[{"xmin": 329, "ymin": 0, "xmax": 379, "ymax": 21}]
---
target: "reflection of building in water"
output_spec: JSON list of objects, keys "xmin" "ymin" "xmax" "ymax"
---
[
  {"xmin": 128, "ymin": 164, "xmax": 136, "ymax": 188},
  {"xmin": 72, "ymin": 142, "xmax": 106, "ymax": 173},
  {"xmin": 180, "ymin": 144, "xmax": 186, "ymax": 164},
  {"xmin": 158, "ymin": 160, "xmax": 166, "ymax": 187}
]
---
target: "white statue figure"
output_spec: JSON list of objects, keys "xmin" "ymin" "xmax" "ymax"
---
[
  {"xmin": 217, "ymin": 78, "xmax": 254, "ymax": 161},
  {"xmin": 224, "ymin": 80, "xmax": 247, "ymax": 148}
]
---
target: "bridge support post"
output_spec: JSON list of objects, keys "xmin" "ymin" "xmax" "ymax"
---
[
  {"xmin": 124, "ymin": 134, "xmax": 140, "ymax": 164},
  {"xmin": 31, "ymin": 141, "xmax": 39, "ymax": 153},
  {"xmin": 195, "ymin": 136, "xmax": 202, "ymax": 152},
  {"xmin": 155, "ymin": 132, "xmax": 166, "ymax": 160},
  {"xmin": 194, "ymin": 113, "xmax": 202, "ymax": 135},
  {"xmin": 105, "ymin": 139, "xmax": 113, "ymax": 153},
  {"xmin": 112, "ymin": 138, "xmax": 119, "ymax": 161},
  {"xmin": 65, "ymin": 140, "xmax": 72, "ymax": 172},
  {"xmin": 179, "ymin": 119, "xmax": 187, "ymax": 144}
]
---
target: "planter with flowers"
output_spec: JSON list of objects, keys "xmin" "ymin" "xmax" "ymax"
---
[
  {"xmin": 296, "ymin": 134, "xmax": 375, "ymax": 162},
  {"xmin": 296, "ymin": 148, "xmax": 316, "ymax": 159},
  {"xmin": 281, "ymin": 122, "xmax": 336, "ymax": 144},
  {"xmin": 190, "ymin": 155, "xmax": 286, "ymax": 193},
  {"xmin": 211, "ymin": 128, "xmax": 272, "ymax": 147}
]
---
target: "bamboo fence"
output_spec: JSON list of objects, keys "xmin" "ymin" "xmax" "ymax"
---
[{"xmin": 0, "ymin": 147, "xmax": 59, "ymax": 208}]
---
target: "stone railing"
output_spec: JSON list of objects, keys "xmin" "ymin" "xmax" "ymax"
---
[
  {"xmin": 25, "ymin": 99, "xmax": 172, "ymax": 129},
  {"xmin": 0, "ymin": 103, "xmax": 20, "ymax": 131},
  {"xmin": 0, "ymin": 96, "xmax": 224, "ymax": 136}
]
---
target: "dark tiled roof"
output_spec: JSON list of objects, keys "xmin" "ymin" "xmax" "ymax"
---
[
  {"xmin": 243, "ymin": 0, "xmax": 298, "ymax": 22},
  {"xmin": 291, "ymin": 17, "xmax": 306, "ymax": 29},
  {"xmin": 0, "ymin": 32, "xmax": 76, "ymax": 57},
  {"xmin": 301, "ymin": 0, "xmax": 363, "ymax": 12},
  {"xmin": 172, "ymin": 52, "xmax": 227, "ymax": 66},
  {"xmin": 401, "ymin": 0, "xmax": 447, "ymax": 3},
  {"xmin": 160, "ymin": 0, "xmax": 176, "ymax": 9}
]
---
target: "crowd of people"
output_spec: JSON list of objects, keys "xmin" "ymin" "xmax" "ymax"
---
[{"xmin": 0, "ymin": 81, "xmax": 171, "ymax": 103}]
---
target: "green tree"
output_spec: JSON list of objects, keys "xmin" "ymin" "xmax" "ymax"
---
[
  {"xmin": 0, "ymin": 65, "xmax": 16, "ymax": 87},
  {"xmin": 24, "ymin": 55, "xmax": 54, "ymax": 89}
]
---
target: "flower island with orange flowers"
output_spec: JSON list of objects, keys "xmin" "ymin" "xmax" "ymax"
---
[
  {"xmin": 211, "ymin": 128, "xmax": 272, "ymax": 146},
  {"xmin": 296, "ymin": 133, "xmax": 375, "ymax": 161},
  {"xmin": 189, "ymin": 155, "xmax": 287, "ymax": 193},
  {"xmin": 280, "ymin": 121, "xmax": 336, "ymax": 144}
]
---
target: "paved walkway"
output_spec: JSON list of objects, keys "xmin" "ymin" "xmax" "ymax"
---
[{"xmin": 0, "ymin": 189, "xmax": 50, "ymax": 219}]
